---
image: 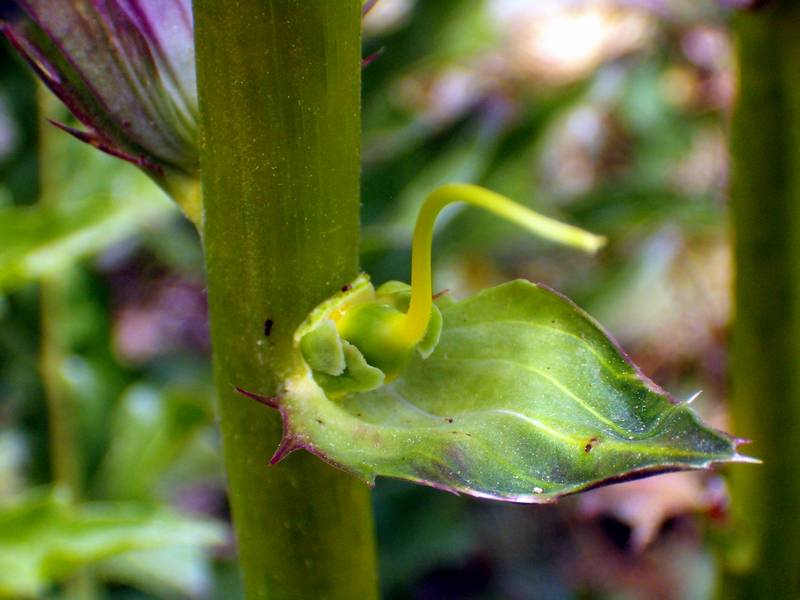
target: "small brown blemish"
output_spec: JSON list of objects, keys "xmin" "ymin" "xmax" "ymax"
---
[
  {"xmin": 341, "ymin": 283, "xmax": 352, "ymax": 292},
  {"xmin": 445, "ymin": 417, "xmax": 454, "ymax": 423},
  {"xmin": 315, "ymin": 418, "xmax": 325, "ymax": 425},
  {"xmin": 264, "ymin": 319, "xmax": 274, "ymax": 337},
  {"xmin": 432, "ymin": 289, "xmax": 450, "ymax": 300},
  {"xmin": 584, "ymin": 437, "xmax": 599, "ymax": 453}
]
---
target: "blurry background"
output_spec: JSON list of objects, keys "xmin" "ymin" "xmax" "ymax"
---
[{"xmin": 0, "ymin": 0, "xmax": 742, "ymax": 598}]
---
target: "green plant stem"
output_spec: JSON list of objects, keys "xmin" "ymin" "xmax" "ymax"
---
[
  {"xmin": 724, "ymin": 3, "xmax": 800, "ymax": 598},
  {"xmin": 193, "ymin": 2, "xmax": 379, "ymax": 599},
  {"xmin": 38, "ymin": 88, "xmax": 96, "ymax": 600},
  {"xmin": 38, "ymin": 86, "xmax": 83, "ymax": 499}
]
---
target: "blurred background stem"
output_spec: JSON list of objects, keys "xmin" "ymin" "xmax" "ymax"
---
[
  {"xmin": 38, "ymin": 86, "xmax": 96, "ymax": 600},
  {"xmin": 724, "ymin": 2, "xmax": 800, "ymax": 598},
  {"xmin": 38, "ymin": 87, "xmax": 82, "ymax": 499},
  {"xmin": 193, "ymin": 2, "xmax": 379, "ymax": 598}
]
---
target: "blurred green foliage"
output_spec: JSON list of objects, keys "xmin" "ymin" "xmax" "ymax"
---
[
  {"xmin": 0, "ymin": 489, "xmax": 224, "ymax": 598},
  {"xmin": 0, "ymin": 1, "xmax": 741, "ymax": 598}
]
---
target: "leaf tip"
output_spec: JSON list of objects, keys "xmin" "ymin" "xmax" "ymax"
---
[
  {"xmin": 684, "ymin": 390, "xmax": 702, "ymax": 405},
  {"xmin": 732, "ymin": 454, "xmax": 762, "ymax": 465},
  {"xmin": 729, "ymin": 437, "xmax": 761, "ymax": 464}
]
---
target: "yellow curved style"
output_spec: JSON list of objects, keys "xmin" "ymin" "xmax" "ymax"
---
[{"xmin": 399, "ymin": 183, "xmax": 607, "ymax": 347}]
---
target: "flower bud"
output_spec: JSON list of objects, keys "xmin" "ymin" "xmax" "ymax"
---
[
  {"xmin": 335, "ymin": 281, "xmax": 442, "ymax": 380},
  {"xmin": 2, "ymin": 0, "xmax": 200, "ymax": 222},
  {"xmin": 296, "ymin": 275, "xmax": 443, "ymax": 396},
  {"xmin": 295, "ymin": 184, "xmax": 604, "ymax": 397}
]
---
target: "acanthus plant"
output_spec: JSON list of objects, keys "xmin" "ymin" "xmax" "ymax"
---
[
  {"xmin": 3, "ymin": 0, "xmax": 756, "ymax": 504},
  {"xmin": 240, "ymin": 183, "xmax": 756, "ymax": 502}
]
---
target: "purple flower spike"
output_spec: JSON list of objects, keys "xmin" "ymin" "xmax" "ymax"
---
[{"xmin": 2, "ymin": 0, "xmax": 200, "ymax": 222}]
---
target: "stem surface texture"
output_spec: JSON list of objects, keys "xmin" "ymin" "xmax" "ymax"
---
[
  {"xmin": 193, "ymin": 2, "xmax": 379, "ymax": 598},
  {"xmin": 725, "ymin": 2, "xmax": 800, "ymax": 598}
]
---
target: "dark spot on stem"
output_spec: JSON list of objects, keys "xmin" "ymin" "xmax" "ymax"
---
[
  {"xmin": 264, "ymin": 319, "xmax": 274, "ymax": 337},
  {"xmin": 341, "ymin": 283, "xmax": 352, "ymax": 292},
  {"xmin": 584, "ymin": 437, "xmax": 599, "ymax": 453},
  {"xmin": 315, "ymin": 418, "xmax": 325, "ymax": 425},
  {"xmin": 445, "ymin": 417, "xmax": 454, "ymax": 423}
]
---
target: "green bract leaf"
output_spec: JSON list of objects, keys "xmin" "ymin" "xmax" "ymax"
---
[
  {"xmin": 253, "ymin": 278, "xmax": 753, "ymax": 503},
  {"xmin": 0, "ymin": 490, "xmax": 224, "ymax": 598}
]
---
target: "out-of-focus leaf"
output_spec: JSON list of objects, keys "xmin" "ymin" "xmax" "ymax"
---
[
  {"xmin": 362, "ymin": 0, "xmax": 497, "ymax": 102},
  {"xmin": 97, "ymin": 383, "xmax": 213, "ymax": 500},
  {"xmin": 0, "ymin": 489, "xmax": 224, "ymax": 598},
  {"xmin": 0, "ymin": 430, "xmax": 26, "ymax": 498},
  {"xmin": 97, "ymin": 546, "xmax": 216, "ymax": 599},
  {"xmin": 0, "ymin": 120, "xmax": 177, "ymax": 292},
  {"xmin": 362, "ymin": 114, "xmax": 503, "ymax": 257},
  {"xmin": 0, "ymin": 184, "xmax": 173, "ymax": 291},
  {"xmin": 37, "ymin": 264, "xmax": 130, "ymax": 478},
  {"xmin": 266, "ymin": 279, "xmax": 751, "ymax": 502}
]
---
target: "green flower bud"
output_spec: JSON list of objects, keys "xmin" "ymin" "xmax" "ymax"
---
[
  {"xmin": 296, "ymin": 184, "xmax": 605, "ymax": 398},
  {"xmin": 336, "ymin": 302, "xmax": 411, "ymax": 380}
]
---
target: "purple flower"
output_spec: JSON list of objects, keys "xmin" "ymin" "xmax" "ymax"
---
[{"xmin": 2, "ymin": 1, "xmax": 199, "ymax": 220}]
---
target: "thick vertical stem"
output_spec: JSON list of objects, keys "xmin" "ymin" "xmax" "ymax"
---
[
  {"xmin": 193, "ymin": 2, "xmax": 379, "ymax": 599},
  {"xmin": 724, "ymin": 3, "xmax": 800, "ymax": 598}
]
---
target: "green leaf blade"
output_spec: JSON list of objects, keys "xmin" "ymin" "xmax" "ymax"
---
[{"xmin": 277, "ymin": 280, "xmax": 753, "ymax": 503}]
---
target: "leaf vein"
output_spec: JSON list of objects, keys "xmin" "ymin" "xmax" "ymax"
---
[{"xmin": 426, "ymin": 356, "xmax": 640, "ymax": 438}]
